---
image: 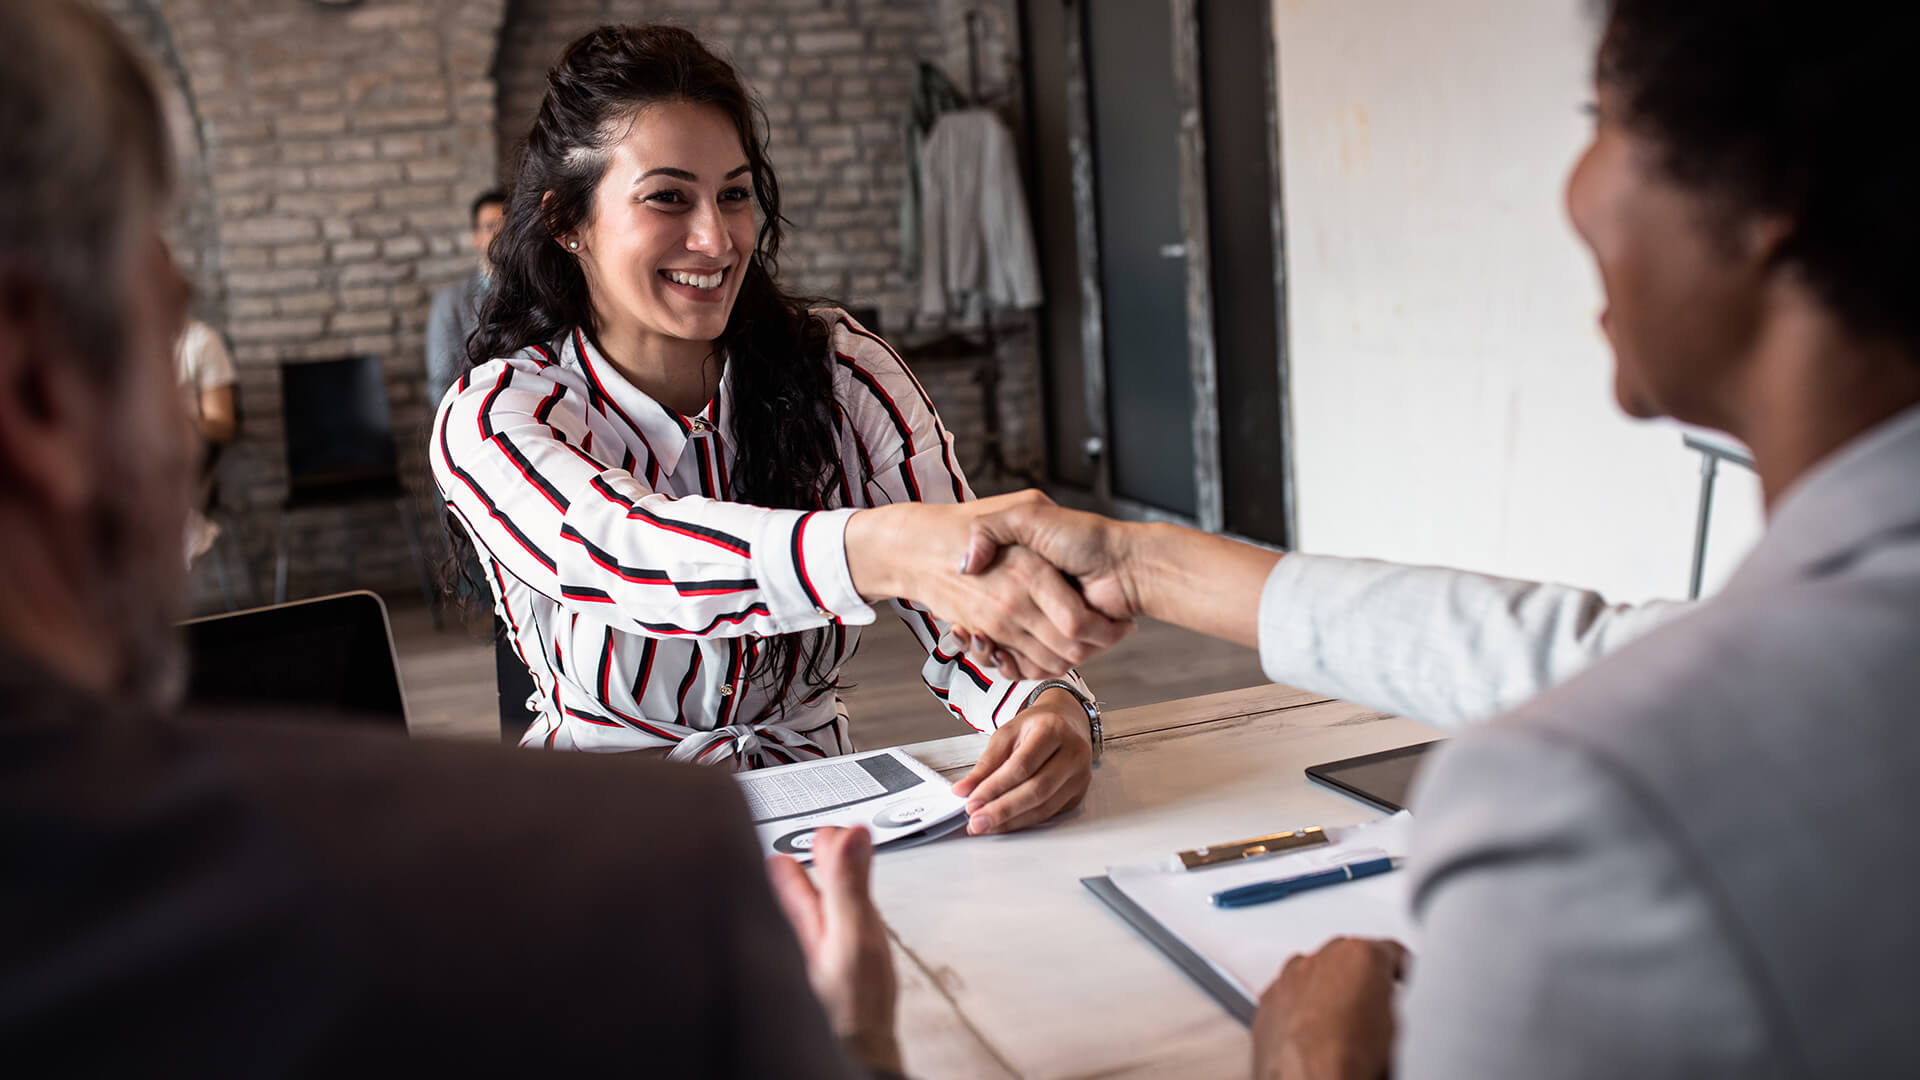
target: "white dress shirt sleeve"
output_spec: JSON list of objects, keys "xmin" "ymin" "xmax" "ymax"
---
[
  {"xmin": 1256, "ymin": 553, "xmax": 1691, "ymax": 729},
  {"xmin": 433, "ymin": 356, "xmax": 875, "ymax": 641}
]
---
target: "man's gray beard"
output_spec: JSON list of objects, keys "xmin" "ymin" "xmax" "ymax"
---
[{"xmin": 90, "ymin": 496, "xmax": 189, "ymax": 713}]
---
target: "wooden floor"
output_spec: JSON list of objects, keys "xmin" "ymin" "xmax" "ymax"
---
[{"xmin": 390, "ymin": 599, "xmax": 1273, "ymax": 749}]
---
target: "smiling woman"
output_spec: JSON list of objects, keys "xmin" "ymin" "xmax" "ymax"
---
[{"xmin": 432, "ymin": 24, "xmax": 1125, "ymax": 836}]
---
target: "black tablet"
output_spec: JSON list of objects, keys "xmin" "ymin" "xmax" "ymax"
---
[{"xmin": 1306, "ymin": 740, "xmax": 1445, "ymax": 813}]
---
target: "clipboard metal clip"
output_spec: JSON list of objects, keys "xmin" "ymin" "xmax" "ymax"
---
[{"xmin": 1177, "ymin": 826, "xmax": 1328, "ymax": 871}]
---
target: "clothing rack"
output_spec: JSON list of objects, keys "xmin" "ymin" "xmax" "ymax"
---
[
  {"xmin": 966, "ymin": 9, "xmax": 984, "ymax": 102},
  {"xmin": 967, "ymin": 8, "xmax": 1035, "ymax": 488},
  {"xmin": 907, "ymin": 7, "xmax": 1041, "ymax": 490}
]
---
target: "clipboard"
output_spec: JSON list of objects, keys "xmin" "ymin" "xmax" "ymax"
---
[
  {"xmin": 1082, "ymin": 875, "xmax": 1256, "ymax": 1023},
  {"xmin": 1080, "ymin": 813, "xmax": 1414, "ymax": 1025}
]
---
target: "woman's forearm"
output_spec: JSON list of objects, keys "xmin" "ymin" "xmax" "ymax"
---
[{"xmin": 843, "ymin": 504, "xmax": 932, "ymax": 602}]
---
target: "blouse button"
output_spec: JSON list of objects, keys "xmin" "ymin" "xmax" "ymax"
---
[{"xmin": 719, "ymin": 684, "xmax": 734, "ymax": 696}]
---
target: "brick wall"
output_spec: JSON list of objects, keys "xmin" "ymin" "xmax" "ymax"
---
[
  {"xmin": 100, "ymin": 0, "xmax": 1047, "ymax": 616},
  {"xmin": 95, "ymin": 0, "xmax": 226, "ymax": 325},
  {"xmin": 96, "ymin": 0, "xmax": 507, "ymax": 613}
]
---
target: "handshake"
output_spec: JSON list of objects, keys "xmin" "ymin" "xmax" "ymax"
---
[
  {"xmin": 843, "ymin": 489, "xmax": 1275, "ymax": 682},
  {"xmin": 843, "ymin": 490, "xmax": 1140, "ymax": 680}
]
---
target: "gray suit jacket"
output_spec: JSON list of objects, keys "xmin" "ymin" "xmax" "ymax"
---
[
  {"xmin": 1399, "ymin": 404, "xmax": 1920, "ymax": 1077},
  {"xmin": 425, "ymin": 269, "xmax": 487, "ymax": 409}
]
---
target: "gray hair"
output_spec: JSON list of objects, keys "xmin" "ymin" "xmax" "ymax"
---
[{"xmin": 0, "ymin": 0, "xmax": 172, "ymax": 382}]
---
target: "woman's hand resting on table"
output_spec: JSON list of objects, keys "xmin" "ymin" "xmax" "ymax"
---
[{"xmin": 951, "ymin": 688, "xmax": 1094, "ymax": 835}]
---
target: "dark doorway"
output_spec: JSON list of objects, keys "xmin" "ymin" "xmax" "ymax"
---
[
  {"xmin": 1199, "ymin": 0, "xmax": 1290, "ymax": 545},
  {"xmin": 1021, "ymin": 0, "xmax": 1096, "ymax": 489},
  {"xmin": 1083, "ymin": 0, "xmax": 1197, "ymax": 517},
  {"xmin": 1021, "ymin": 0, "xmax": 1292, "ymax": 545}
]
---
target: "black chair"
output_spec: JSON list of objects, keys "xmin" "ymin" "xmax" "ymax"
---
[
  {"xmin": 182, "ymin": 590, "xmax": 409, "ymax": 730},
  {"xmin": 198, "ymin": 440, "xmax": 261, "ymax": 612},
  {"xmin": 273, "ymin": 355, "xmax": 439, "ymax": 626},
  {"xmin": 495, "ymin": 619, "xmax": 539, "ymax": 745}
]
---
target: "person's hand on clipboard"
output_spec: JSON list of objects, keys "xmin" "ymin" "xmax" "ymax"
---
[{"xmin": 1252, "ymin": 936, "xmax": 1408, "ymax": 1080}]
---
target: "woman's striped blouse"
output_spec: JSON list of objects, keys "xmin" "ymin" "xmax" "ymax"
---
[{"xmin": 430, "ymin": 309, "xmax": 1089, "ymax": 766}]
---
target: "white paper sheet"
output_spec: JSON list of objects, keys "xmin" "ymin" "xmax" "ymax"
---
[
  {"xmin": 735, "ymin": 747, "xmax": 969, "ymax": 862},
  {"xmin": 1105, "ymin": 812, "xmax": 1417, "ymax": 1002}
]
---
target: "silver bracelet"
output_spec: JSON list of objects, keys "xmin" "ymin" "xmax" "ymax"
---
[{"xmin": 1021, "ymin": 678, "xmax": 1103, "ymax": 766}]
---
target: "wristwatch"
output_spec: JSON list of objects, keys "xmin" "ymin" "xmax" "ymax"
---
[{"xmin": 1021, "ymin": 678, "xmax": 1103, "ymax": 765}]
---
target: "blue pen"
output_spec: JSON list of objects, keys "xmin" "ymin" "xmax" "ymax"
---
[{"xmin": 1210, "ymin": 855, "xmax": 1404, "ymax": 909}]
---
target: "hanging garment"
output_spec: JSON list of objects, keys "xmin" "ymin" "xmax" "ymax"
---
[
  {"xmin": 917, "ymin": 108, "xmax": 1044, "ymax": 321},
  {"xmin": 900, "ymin": 62, "xmax": 969, "ymax": 280}
]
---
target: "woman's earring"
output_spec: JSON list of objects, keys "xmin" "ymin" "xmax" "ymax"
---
[{"xmin": 567, "ymin": 239, "xmax": 579, "ymax": 251}]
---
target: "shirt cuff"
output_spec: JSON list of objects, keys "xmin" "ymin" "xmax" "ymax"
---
[
  {"xmin": 1257, "ymin": 552, "xmax": 1347, "ymax": 688},
  {"xmin": 754, "ymin": 507, "xmax": 877, "ymax": 631}
]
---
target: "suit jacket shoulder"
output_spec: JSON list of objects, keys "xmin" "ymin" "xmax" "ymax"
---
[
  {"xmin": 1401, "ymin": 528, "xmax": 1920, "ymax": 1078},
  {"xmin": 0, "ymin": 685, "xmax": 866, "ymax": 1079}
]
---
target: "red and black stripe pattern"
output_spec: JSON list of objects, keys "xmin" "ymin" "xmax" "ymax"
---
[{"xmin": 429, "ymin": 314, "xmax": 1091, "ymax": 760}]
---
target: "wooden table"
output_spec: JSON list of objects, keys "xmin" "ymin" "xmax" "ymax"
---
[{"xmin": 876, "ymin": 684, "xmax": 1441, "ymax": 1079}]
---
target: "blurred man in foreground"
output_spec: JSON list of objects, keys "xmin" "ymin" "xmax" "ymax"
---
[{"xmin": 0, "ymin": 2, "xmax": 899, "ymax": 1073}]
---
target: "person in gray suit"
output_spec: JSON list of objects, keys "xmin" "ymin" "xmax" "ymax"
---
[
  {"xmin": 949, "ymin": 0, "xmax": 1920, "ymax": 1075},
  {"xmin": 424, "ymin": 189, "xmax": 505, "ymax": 408}
]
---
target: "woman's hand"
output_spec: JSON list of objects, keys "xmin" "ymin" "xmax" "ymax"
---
[
  {"xmin": 949, "ymin": 492, "xmax": 1140, "ymax": 681},
  {"xmin": 955, "ymin": 490, "xmax": 1282, "ymax": 679},
  {"xmin": 959, "ymin": 492, "xmax": 1140, "ymax": 622},
  {"xmin": 845, "ymin": 492, "xmax": 1132, "ymax": 678},
  {"xmin": 949, "ymin": 689, "xmax": 1094, "ymax": 835},
  {"xmin": 766, "ymin": 827, "xmax": 902, "ymax": 1074}
]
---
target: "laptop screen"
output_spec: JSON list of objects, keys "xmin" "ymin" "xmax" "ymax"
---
[{"xmin": 183, "ymin": 591, "xmax": 407, "ymax": 728}]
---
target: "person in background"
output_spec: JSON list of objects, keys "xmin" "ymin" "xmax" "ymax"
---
[
  {"xmin": 424, "ymin": 188, "xmax": 506, "ymax": 408},
  {"xmin": 0, "ymin": 2, "xmax": 903, "ymax": 1074},
  {"xmin": 175, "ymin": 316, "xmax": 235, "ymax": 564},
  {"xmin": 957, "ymin": 0, "xmax": 1920, "ymax": 1075},
  {"xmin": 434, "ymin": 25, "xmax": 1123, "ymax": 837}
]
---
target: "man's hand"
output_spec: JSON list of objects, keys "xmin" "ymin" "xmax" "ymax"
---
[
  {"xmin": 949, "ymin": 689, "xmax": 1094, "ymax": 835},
  {"xmin": 1252, "ymin": 937, "xmax": 1407, "ymax": 1080},
  {"xmin": 951, "ymin": 493, "xmax": 1138, "ymax": 682},
  {"xmin": 845, "ymin": 491, "xmax": 1132, "ymax": 679},
  {"xmin": 767, "ymin": 827, "xmax": 902, "ymax": 1074},
  {"xmin": 959, "ymin": 492, "xmax": 1137, "ymax": 620},
  {"xmin": 957, "ymin": 490, "xmax": 1283, "ymax": 677}
]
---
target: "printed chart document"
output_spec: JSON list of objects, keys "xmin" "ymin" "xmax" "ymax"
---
[
  {"xmin": 735, "ymin": 747, "xmax": 969, "ymax": 862},
  {"xmin": 1085, "ymin": 813, "xmax": 1415, "ymax": 1022}
]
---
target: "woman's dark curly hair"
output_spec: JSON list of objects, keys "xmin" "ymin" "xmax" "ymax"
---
[
  {"xmin": 1597, "ymin": 0, "xmax": 1920, "ymax": 356},
  {"xmin": 453, "ymin": 24, "xmax": 848, "ymax": 705}
]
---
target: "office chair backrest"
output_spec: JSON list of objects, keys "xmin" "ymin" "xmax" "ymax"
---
[
  {"xmin": 182, "ymin": 590, "xmax": 409, "ymax": 730},
  {"xmin": 280, "ymin": 355, "xmax": 397, "ymax": 498}
]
